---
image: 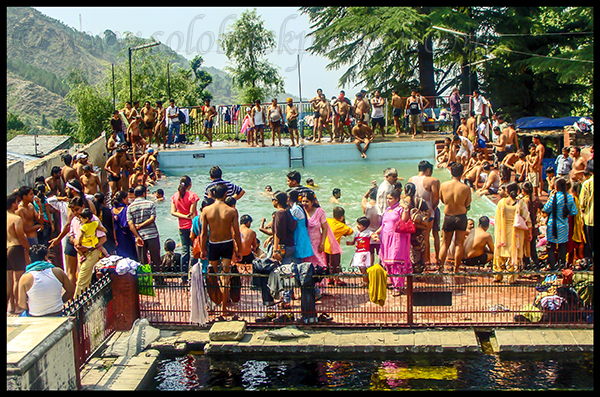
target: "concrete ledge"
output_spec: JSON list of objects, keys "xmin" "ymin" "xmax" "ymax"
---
[{"xmin": 492, "ymin": 329, "xmax": 594, "ymax": 353}]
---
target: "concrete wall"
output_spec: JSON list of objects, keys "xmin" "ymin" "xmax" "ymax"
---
[
  {"xmin": 156, "ymin": 140, "xmax": 436, "ymax": 173},
  {"xmin": 6, "ymin": 134, "xmax": 109, "ymax": 195}
]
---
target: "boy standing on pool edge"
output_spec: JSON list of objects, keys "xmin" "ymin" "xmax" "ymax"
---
[{"xmin": 200, "ymin": 183, "xmax": 243, "ymax": 317}]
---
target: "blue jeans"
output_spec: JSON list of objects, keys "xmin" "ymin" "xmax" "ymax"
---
[
  {"xmin": 168, "ymin": 122, "xmax": 180, "ymax": 145},
  {"xmin": 179, "ymin": 228, "xmax": 197, "ymax": 275}
]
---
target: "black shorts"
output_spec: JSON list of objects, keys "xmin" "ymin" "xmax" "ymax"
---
[
  {"xmin": 442, "ymin": 213, "xmax": 468, "ymax": 232},
  {"xmin": 393, "ymin": 108, "xmax": 403, "ymax": 118},
  {"xmin": 239, "ymin": 253, "xmax": 255, "ymax": 264},
  {"xmin": 462, "ymin": 253, "xmax": 489, "ymax": 267},
  {"xmin": 372, "ymin": 117, "xmax": 385, "ymax": 128},
  {"xmin": 207, "ymin": 240, "xmax": 234, "ymax": 262},
  {"xmin": 7, "ymin": 245, "xmax": 27, "ymax": 272},
  {"xmin": 64, "ymin": 239, "xmax": 77, "ymax": 257},
  {"xmin": 108, "ymin": 173, "xmax": 121, "ymax": 182},
  {"xmin": 325, "ymin": 252, "xmax": 341, "ymax": 274}
]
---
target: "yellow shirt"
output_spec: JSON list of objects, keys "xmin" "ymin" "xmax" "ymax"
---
[
  {"xmin": 580, "ymin": 175, "xmax": 593, "ymax": 226},
  {"xmin": 323, "ymin": 218, "xmax": 353, "ymax": 254}
]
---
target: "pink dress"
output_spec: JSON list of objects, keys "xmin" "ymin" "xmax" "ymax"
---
[
  {"xmin": 305, "ymin": 206, "xmax": 340, "ymax": 269},
  {"xmin": 379, "ymin": 202, "xmax": 412, "ymax": 289}
]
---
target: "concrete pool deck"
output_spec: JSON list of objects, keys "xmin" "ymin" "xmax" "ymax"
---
[{"xmin": 79, "ymin": 325, "xmax": 594, "ymax": 390}]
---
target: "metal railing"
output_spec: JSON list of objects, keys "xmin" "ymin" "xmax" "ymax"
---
[
  {"xmin": 177, "ymin": 96, "xmax": 463, "ymax": 141},
  {"xmin": 138, "ymin": 268, "xmax": 593, "ymax": 329},
  {"xmin": 63, "ymin": 274, "xmax": 116, "ymax": 369}
]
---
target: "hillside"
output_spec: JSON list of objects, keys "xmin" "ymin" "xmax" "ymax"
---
[{"xmin": 6, "ymin": 7, "xmax": 298, "ymax": 136}]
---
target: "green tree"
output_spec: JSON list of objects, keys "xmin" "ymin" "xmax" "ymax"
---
[
  {"xmin": 7, "ymin": 112, "xmax": 29, "ymax": 141},
  {"xmin": 219, "ymin": 8, "xmax": 285, "ymax": 104},
  {"xmin": 65, "ymin": 69, "xmax": 113, "ymax": 144}
]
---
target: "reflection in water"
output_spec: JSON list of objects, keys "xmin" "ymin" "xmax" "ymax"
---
[{"xmin": 153, "ymin": 353, "xmax": 593, "ymax": 391}]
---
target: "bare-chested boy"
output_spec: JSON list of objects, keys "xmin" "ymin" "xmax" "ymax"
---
[
  {"xmin": 466, "ymin": 111, "xmax": 477, "ymax": 145},
  {"xmin": 7, "ymin": 194, "xmax": 31, "ymax": 314},
  {"xmin": 200, "ymin": 183, "xmax": 243, "ymax": 316},
  {"xmin": 570, "ymin": 146, "xmax": 587, "ymax": 182},
  {"xmin": 45, "ymin": 166, "xmax": 65, "ymax": 197},
  {"xmin": 533, "ymin": 134, "xmax": 545, "ymax": 196},
  {"xmin": 104, "ymin": 148, "xmax": 125, "ymax": 199},
  {"xmin": 513, "ymin": 150, "xmax": 527, "ymax": 183},
  {"xmin": 438, "ymin": 162, "xmax": 472, "ymax": 273},
  {"xmin": 80, "ymin": 164, "xmax": 101, "ymax": 195},
  {"xmin": 285, "ymin": 98, "xmax": 299, "ymax": 146},
  {"xmin": 238, "ymin": 214, "xmax": 258, "ymax": 266},
  {"xmin": 352, "ymin": 122, "xmax": 374, "ymax": 159},
  {"xmin": 457, "ymin": 116, "xmax": 468, "ymax": 137},
  {"xmin": 461, "ymin": 216, "xmax": 494, "ymax": 271},
  {"xmin": 354, "ymin": 92, "xmax": 370, "ymax": 127},
  {"xmin": 335, "ymin": 94, "xmax": 353, "ymax": 141},
  {"xmin": 140, "ymin": 101, "xmax": 157, "ymax": 147},
  {"xmin": 127, "ymin": 116, "xmax": 146, "ymax": 161}
]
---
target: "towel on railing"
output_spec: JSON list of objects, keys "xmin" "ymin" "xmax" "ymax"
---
[
  {"xmin": 367, "ymin": 263, "xmax": 387, "ymax": 306},
  {"xmin": 190, "ymin": 263, "xmax": 208, "ymax": 326}
]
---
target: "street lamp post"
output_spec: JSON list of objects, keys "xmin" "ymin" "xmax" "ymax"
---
[{"xmin": 128, "ymin": 41, "xmax": 161, "ymax": 103}]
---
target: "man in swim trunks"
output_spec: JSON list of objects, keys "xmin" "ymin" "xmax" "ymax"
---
[
  {"xmin": 391, "ymin": 90, "xmax": 403, "ymax": 137},
  {"xmin": 140, "ymin": 101, "xmax": 157, "ymax": 146},
  {"xmin": 354, "ymin": 92, "xmax": 371, "ymax": 126},
  {"xmin": 200, "ymin": 183, "xmax": 243, "ymax": 316},
  {"xmin": 7, "ymin": 193, "xmax": 31, "ymax": 314},
  {"xmin": 438, "ymin": 162, "xmax": 472, "ymax": 273},
  {"xmin": 334, "ymin": 93, "xmax": 353, "ymax": 142},
  {"xmin": 154, "ymin": 101, "xmax": 167, "ymax": 150},
  {"xmin": 201, "ymin": 98, "xmax": 217, "ymax": 148},
  {"xmin": 462, "ymin": 216, "xmax": 494, "ymax": 271},
  {"xmin": 285, "ymin": 98, "xmax": 299, "ymax": 146},
  {"xmin": 352, "ymin": 121, "xmax": 374, "ymax": 159}
]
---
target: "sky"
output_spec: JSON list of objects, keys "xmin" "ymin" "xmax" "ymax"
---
[{"xmin": 35, "ymin": 6, "xmax": 361, "ymax": 100}]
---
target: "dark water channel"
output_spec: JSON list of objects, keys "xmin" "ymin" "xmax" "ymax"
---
[{"xmin": 152, "ymin": 350, "xmax": 593, "ymax": 391}]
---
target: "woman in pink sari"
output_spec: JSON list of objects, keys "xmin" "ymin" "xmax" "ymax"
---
[
  {"xmin": 300, "ymin": 191, "xmax": 341, "ymax": 271},
  {"xmin": 372, "ymin": 187, "xmax": 412, "ymax": 296}
]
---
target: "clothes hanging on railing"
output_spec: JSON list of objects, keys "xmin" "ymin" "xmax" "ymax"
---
[{"xmin": 190, "ymin": 263, "xmax": 208, "ymax": 326}]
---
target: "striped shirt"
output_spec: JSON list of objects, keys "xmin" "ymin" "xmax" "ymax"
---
[
  {"xmin": 204, "ymin": 178, "xmax": 243, "ymax": 199},
  {"xmin": 126, "ymin": 197, "xmax": 159, "ymax": 241}
]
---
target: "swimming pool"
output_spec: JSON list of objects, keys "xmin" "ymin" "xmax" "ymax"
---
[{"xmin": 151, "ymin": 151, "xmax": 497, "ymax": 267}]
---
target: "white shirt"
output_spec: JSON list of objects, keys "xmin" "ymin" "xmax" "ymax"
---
[
  {"xmin": 371, "ymin": 98, "xmax": 384, "ymax": 118},
  {"xmin": 472, "ymin": 95, "xmax": 490, "ymax": 115},
  {"xmin": 27, "ymin": 268, "xmax": 64, "ymax": 316},
  {"xmin": 166, "ymin": 105, "xmax": 179, "ymax": 126}
]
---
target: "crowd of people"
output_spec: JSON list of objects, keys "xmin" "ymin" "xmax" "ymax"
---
[{"xmin": 7, "ymin": 88, "xmax": 594, "ymax": 319}]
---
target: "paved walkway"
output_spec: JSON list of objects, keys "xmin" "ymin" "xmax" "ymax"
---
[{"xmin": 80, "ymin": 324, "xmax": 593, "ymax": 390}]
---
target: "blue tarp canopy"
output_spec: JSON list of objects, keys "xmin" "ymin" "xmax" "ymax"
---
[{"xmin": 515, "ymin": 116, "xmax": 580, "ymax": 130}]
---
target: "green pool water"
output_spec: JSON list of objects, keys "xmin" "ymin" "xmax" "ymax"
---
[{"xmin": 151, "ymin": 160, "xmax": 497, "ymax": 267}]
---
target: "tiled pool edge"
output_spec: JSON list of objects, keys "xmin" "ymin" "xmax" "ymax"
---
[{"xmin": 156, "ymin": 140, "xmax": 436, "ymax": 172}]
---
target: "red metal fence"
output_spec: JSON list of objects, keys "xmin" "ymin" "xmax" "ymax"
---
[{"xmin": 137, "ymin": 268, "xmax": 593, "ymax": 329}]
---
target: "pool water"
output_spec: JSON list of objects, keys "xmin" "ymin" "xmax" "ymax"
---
[
  {"xmin": 152, "ymin": 352, "xmax": 594, "ymax": 391},
  {"xmin": 152, "ymin": 160, "xmax": 497, "ymax": 267}
]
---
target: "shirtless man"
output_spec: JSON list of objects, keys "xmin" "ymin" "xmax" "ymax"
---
[
  {"xmin": 15, "ymin": 186, "xmax": 43, "ymax": 247},
  {"xmin": 354, "ymin": 92, "xmax": 370, "ymax": 127},
  {"xmin": 335, "ymin": 94, "xmax": 353, "ymax": 141},
  {"xmin": 476, "ymin": 162, "xmax": 501, "ymax": 196},
  {"xmin": 391, "ymin": 90, "xmax": 404, "ymax": 137},
  {"xmin": 318, "ymin": 95, "xmax": 334, "ymax": 142},
  {"xmin": 513, "ymin": 150, "xmax": 527, "ymax": 183},
  {"xmin": 200, "ymin": 183, "xmax": 243, "ymax": 316},
  {"xmin": 461, "ymin": 216, "xmax": 494, "ymax": 271},
  {"xmin": 409, "ymin": 161, "xmax": 441, "ymax": 267},
  {"xmin": 7, "ymin": 194, "xmax": 31, "ymax": 314},
  {"xmin": 490, "ymin": 126, "xmax": 508, "ymax": 167},
  {"xmin": 154, "ymin": 100, "xmax": 166, "ymax": 150},
  {"xmin": 466, "ymin": 111, "xmax": 477, "ymax": 146},
  {"xmin": 309, "ymin": 88, "xmax": 324, "ymax": 140},
  {"xmin": 80, "ymin": 164, "xmax": 102, "ymax": 195},
  {"xmin": 73, "ymin": 152, "xmax": 92, "ymax": 178},
  {"xmin": 238, "ymin": 214, "xmax": 258, "ymax": 266},
  {"xmin": 121, "ymin": 101, "xmax": 137, "ymax": 125},
  {"xmin": 457, "ymin": 116, "xmax": 468, "ymax": 137},
  {"xmin": 533, "ymin": 134, "xmax": 545, "ymax": 196},
  {"xmin": 267, "ymin": 98, "xmax": 283, "ymax": 146},
  {"xmin": 201, "ymin": 98, "xmax": 217, "ymax": 148},
  {"xmin": 463, "ymin": 161, "xmax": 486, "ymax": 191},
  {"xmin": 352, "ymin": 121, "xmax": 374, "ymax": 159},
  {"xmin": 570, "ymin": 146, "xmax": 587, "ymax": 182},
  {"xmin": 503, "ymin": 123, "xmax": 518, "ymax": 154},
  {"xmin": 526, "ymin": 143, "xmax": 541, "ymax": 196},
  {"xmin": 104, "ymin": 148, "xmax": 125, "ymax": 199},
  {"xmin": 285, "ymin": 98, "xmax": 299, "ymax": 146},
  {"xmin": 438, "ymin": 162, "xmax": 472, "ymax": 273},
  {"xmin": 140, "ymin": 101, "xmax": 157, "ymax": 147},
  {"xmin": 127, "ymin": 116, "xmax": 146, "ymax": 161},
  {"xmin": 45, "ymin": 166, "xmax": 64, "ymax": 197},
  {"xmin": 61, "ymin": 153, "xmax": 79, "ymax": 185}
]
